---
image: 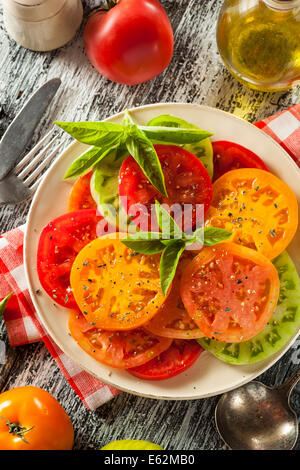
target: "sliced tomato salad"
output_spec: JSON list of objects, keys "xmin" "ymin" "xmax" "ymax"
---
[
  {"xmin": 119, "ymin": 144, "xmax": 212, "ymax": 231},
  {"xmin": 129, "ymin": 340, "xmax": 203, "ymax": 380},
  {"xmin": 37, "ymin": 210, "xmax": 113, "ymax": 308},
  {"xmin": 180, "ymin": 243, "xmax": 280, "ymax": 343},
  {"xmin": 68, "ymin": 171, "xmax": 97, "ymax": 212},
  {"xmin": 68, "ymin": 310, "xmax": 172, "ymax": 369},
  {"xmin": 37, "ymin": 123, "xmax": 299, "ymax": 379},
  {"xmin": 70, "ymin": 234, "xmax": 167, "ymax": 330},
  {"xmin": 205, "ymin": 168, "xmax": 298, "ymax": 259},
  {"xmin": 145, "ymin": 255, "xmax": 204, "ymax": 339},
  {"xmin": 212, "ymin": 141, "xmax": 269, "ymax": 181}
]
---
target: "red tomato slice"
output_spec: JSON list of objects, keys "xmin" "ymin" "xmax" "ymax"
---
[
  {"xmin": 119, "ymin": 145, "xmax": 212, "ymax": 232},
  {"xmin": 180, "ymin": 243, "xmax": 280, "ymax": 343},
  {"xmin": 37, "ymin": 210, "xmax": 113, "ymax": 308},
  {"xmin": 68, "ymin": 310, "xmax": 172, "ymax": 369},
  {"xmin": 68, "ymin": 172, "xmax": 97, "ymax": 212},
  {"xmin": 128, "ymin": 340, "xmax": 203, "ymax": 380},
  {"xmin": 212, "ymin": 141, "xmax": 269, "ymax": 182}
]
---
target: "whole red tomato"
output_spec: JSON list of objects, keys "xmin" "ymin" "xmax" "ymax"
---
[
  {"xmin": 0, "ymin": 386, "xmax": 74, "ymax": 450},
  {"xmin": 84, "ymin": 0, "xmax": 174, "ymax": 85}
]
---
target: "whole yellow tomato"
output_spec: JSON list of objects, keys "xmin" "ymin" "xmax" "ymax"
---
[{"xmin": 0, "ymin": 386, "xmax": 74, "ymax": 450}]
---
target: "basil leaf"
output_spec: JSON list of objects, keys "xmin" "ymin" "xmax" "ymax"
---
[
  {"xmin": 203, "ymin": 227, "xmax": 232, "ymax": 245},
  {"xmin": 139, "ymin": 126, "xmax": 212, "ymax": 144},
  {"xmin": 124, "ymin": 232, "xmax": 164, "ymax": 241},
  {"xmin": 160, "ymin": 240, "xmax": 186, "ymax": 296},
  {"xmin": 125, "ymin": 127, "xmax": 167, "ymax": 197},
  {"xmin": 122, "ymin": 232, "xmax": 165, "ymax": 254},
  {"xmin": 0, "ymin": 293, "xmax": 13, "ymax": 316},
  {"xmin": 147, "ymin": 115, "xmax": 214, "ymax": 178},
  {"xmin": 63, "ymin": 145, "xmax": 115, "ymax": 179},
  {"xmin": 122, "ymin": 241, "xmax": 165, "ymax": 254},
  {"xmin": 155, "ymin": 201, "xmax": 183, "ymax": 239},
  {"xmin": 55, "ymin": 121, "xmax": 124, "ymax": 147}
]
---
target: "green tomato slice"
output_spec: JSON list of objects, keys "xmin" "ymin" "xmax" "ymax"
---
[
  {"xmin": 100, "ymin": 440, "xmax": 164, "ymax": 450},
  {"xmin": 198, "ymin": 251, "xmax": 300, "ymax": 364},
  {"xmin": 147, "ymin": 114, "xmax": 213, "ymax": 178},
  {"xmin": 90, "ymin": 148, "xmax": 135, "ymax": 232}
]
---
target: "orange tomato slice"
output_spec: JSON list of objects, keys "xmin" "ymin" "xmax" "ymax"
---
[
  {"xmin": 70, "ymin": 233, "xmax": 167, "ymax": 330},
  {"xmin": 205, "ymin": 168, "xmax": 298, "ymax": 259},
  {"xmin": 180, "ymin": 243, "xmax": 280, "ymax": 343},
  {"xmin": 68, "ymin": 172, "xmax": 97, "ymax": 212},
  {"xmin": 68, "ymin": 310, "xmax": 172, "ymax": 369},
  {"xmin": 145, "ymin": 256, "xmax": 205, "ymax": 339}
]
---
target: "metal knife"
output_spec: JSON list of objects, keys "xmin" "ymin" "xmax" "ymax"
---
[{"xmin": 0, "ymin": 78, "xmax": 61, "ymax": 181}]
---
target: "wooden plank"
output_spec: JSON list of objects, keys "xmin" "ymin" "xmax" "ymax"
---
[{"xmin": 0, "ymin": 0, "xmax": 299, "ymax": 450}]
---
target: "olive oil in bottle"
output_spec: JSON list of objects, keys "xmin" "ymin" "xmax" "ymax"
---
[{"xmin": 217, "ymin": 0, "xmax": 300, "ymax": 91}]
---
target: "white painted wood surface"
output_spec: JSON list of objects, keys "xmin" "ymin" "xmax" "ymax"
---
[{"xmin": 0, "ymin": 0, "xmax": 299, "ymax": 450}]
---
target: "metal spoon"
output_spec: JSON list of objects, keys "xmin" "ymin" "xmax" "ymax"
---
[{"xmin": 215, "ymin": 368, "xmax": 300, "ymax": 450}]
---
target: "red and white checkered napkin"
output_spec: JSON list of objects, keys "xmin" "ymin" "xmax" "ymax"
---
[{"xmin": 0, "ymin": 104, "xmax": 299, "ymax": 411}]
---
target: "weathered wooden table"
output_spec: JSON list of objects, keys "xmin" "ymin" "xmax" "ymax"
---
[{"xmin": 0, "ymin": 0, "xmax": 299, "ymax": 451}]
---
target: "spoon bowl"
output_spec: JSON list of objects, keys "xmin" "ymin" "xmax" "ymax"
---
[{"xmin": 215, "ymin": 369, "xmax": 300, "ymax": 450}]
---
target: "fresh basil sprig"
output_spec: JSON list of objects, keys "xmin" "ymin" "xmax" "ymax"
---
[
  {"xmin": 0, "ymin": 293, "xmax": 13, "ymax": 317},
  {"xmin": 55, "ymin": 110, "xmax": 213, "ymax": 196},
  {"xmin": 122, "ymin": 201, "xmax": 232, "ymax": 295}
]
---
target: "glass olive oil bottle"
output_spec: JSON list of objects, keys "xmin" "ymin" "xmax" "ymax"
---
[{"xmin": 217, "ymin": 0, "xmax": 300, "ymax": 91}]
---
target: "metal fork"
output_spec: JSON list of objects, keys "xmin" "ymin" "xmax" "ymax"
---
[{"xmin": 0, "ymin": 129, "xmax": 64, "ymax": 206}]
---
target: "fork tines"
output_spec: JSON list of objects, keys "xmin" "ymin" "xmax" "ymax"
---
[{"xmin": 15, "ymin": 128, "xmax": 64, "ymax": 191}]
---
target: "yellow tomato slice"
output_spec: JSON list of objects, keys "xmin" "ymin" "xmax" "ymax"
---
[
  {"xmin": 205, "ymin": 168, "xmax": 298, "ymax": 259},
  {"xmin": 70, "ymin": 233, "xmax": 167, "ymax": 330}
]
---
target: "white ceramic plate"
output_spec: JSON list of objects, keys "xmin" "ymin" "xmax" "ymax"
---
[{"xmin": 24, "ymin": 103, "xmax": 300, "ymax": 400}]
